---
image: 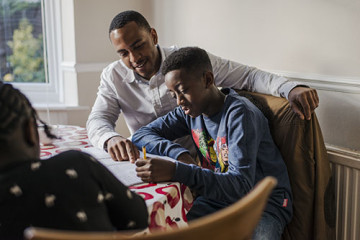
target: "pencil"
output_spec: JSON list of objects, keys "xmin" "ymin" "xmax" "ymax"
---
[{"xmin": 142, "ymin": 146, "xmax": 147, "ymax": 160}]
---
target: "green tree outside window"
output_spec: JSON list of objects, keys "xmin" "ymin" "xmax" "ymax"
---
[{"xmin": 6, "ymin": 18, "xmax": 45, "ymax": 83}]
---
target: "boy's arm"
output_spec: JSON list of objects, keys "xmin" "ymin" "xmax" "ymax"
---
[
  {"xmin": 172, "ymin": 105, "xmax": 269, "ymax": 204},
  {"xmin": 132, "ymin": 107, "xmax": 191, "ymax": 160}
]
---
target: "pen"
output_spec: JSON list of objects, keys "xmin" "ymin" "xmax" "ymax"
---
[{"xmin": 142, "ymin": 146, "xmax": 147, "ymax": 160}]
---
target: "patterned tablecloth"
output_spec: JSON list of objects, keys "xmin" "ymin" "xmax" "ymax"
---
[{"xmin": 40, "ymin": 125, "xmax": 193, "ymax": 232}]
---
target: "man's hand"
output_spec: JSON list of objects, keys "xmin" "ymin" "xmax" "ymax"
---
[
  {"xmin": 106, "ymin": 136, "xmax": 139, "ymax": 163},
  {"xmin": 288, "ymin": 86, "xmax": 319, "ymax": 120},
  {"xmin": 135, "ymin": 158, "xmax": 176, "ymax": 182}
]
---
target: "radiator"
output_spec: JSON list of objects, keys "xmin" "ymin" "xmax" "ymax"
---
[{"xmin": 328, "ymin": 146, "xmax": 360, "ymax": 240}]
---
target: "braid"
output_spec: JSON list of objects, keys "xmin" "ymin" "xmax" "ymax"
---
[
  {"xmin": 0, "ymin": 82, "xmax": 59, "ymax": 140},
  {"xmin": 0, "ymin": 83, "xmax": 34, "ymax": 135},
  {"xmin": 37, "ymin": 118, "xmax": 60, "ymax": 140}
]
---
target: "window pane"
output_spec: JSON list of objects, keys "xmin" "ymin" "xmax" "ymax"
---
[{"xmin": 0, "ymin": 0, "xmax": 46, "ymax": 83}]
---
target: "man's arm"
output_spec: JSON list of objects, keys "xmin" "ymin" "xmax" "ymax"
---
[
  {"xmin": 208, "ymin": 52, "xmax": 295, "ymax": 97},
  {"xmin": 87, "ymin": 70, "xmax": 142, "ymax": 162},
  {"xmin": 86, "ymin": 71, "xmax": 122, "ymax": 150},
  {"xmin": 208, "ymin": 52, "xmax": 319, "ymax": 119}
]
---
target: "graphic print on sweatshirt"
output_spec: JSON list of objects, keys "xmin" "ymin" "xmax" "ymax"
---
[
  {"xmin": 215, "ymin": 136, "xmax": 229, "ymax": 172},
  {"xmin": 191, "ymin": 129, "xmax": 228, "ymax": 173}
]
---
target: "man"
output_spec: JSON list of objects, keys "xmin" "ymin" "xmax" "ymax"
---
[
  {"xmin": 132, "ymin": 47, "xmax": 292, "ymax": 239},
  {"xmin": 86, "ymin": 10, "xmax": 319, "ymax": 162}
]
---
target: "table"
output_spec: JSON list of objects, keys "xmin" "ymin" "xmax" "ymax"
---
[{"xmin": 40, "ymin": 125, "xmax": 193, "ymax": 232}]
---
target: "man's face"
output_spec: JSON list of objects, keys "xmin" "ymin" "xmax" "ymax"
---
[
  {"xmin": 165, "ymin": 69, "xmax": 209, "ymax": 118},
  {"xmin": 109, "ymin": 21, "xmax": 160, "ymax": 80}
]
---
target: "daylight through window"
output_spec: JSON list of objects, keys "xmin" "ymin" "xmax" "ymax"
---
[{"xmin": 0, "ymin": 0, "xmax": 46, "ymax": 83}]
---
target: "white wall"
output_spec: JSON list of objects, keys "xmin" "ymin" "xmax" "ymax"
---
[
  {"xmin": 57, "ymin": 0, "xmax": 360, "ymax": 152},
  {"xmin": 153, "ymin": 0, "xmax": 360, "ymax": 77}
]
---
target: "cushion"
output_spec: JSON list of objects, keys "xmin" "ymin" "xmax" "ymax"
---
[{"xmin": 234, "ymin": 89, "xmax": 336, "ymax": 240}]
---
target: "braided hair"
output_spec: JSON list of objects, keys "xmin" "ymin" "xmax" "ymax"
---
[{"xmin": 0, "ymin": 82, "xmax": 58, "ymax": 149}]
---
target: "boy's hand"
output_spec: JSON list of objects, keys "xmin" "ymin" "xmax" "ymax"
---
[
  {"xmin": 288, "ymin": 86, "xmax": 319, "ymax": 120},
  {"xmin": 135, "ymin": 158, "xmax": 176, "ymax": 182},
  {"xmin": 106, "ymin": 136, "xmax": 139, "ymax": 163},
  {"xmin": 177, "ymin": 152, "xmax": 198, "ymax": 165}
]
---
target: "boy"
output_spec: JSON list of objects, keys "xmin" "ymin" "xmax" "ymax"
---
[{"xmin": 132, "ymin": 47, "xmax": 292, "ymax": 239}]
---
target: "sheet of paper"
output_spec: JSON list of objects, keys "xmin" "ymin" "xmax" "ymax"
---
[
  {"xmin": 82, "ymin": 147, "xmax": 142, "ymax": 186},
  {"xmin": 82, "ymin": 147, "xmax": 177, "ymax": 186}
]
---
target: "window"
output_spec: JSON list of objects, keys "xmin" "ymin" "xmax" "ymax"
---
[{"xmin": 0, "ymin": 0, "xmax": 62, "ymax": 104}]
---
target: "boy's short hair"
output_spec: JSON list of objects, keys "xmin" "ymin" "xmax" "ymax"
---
[
  {"xmin": 109, "ymin": 10, "xmax": 151, "ymax": 34},
  {"xmin": 162, "ymin": 47, "xmax": 213, "ymax": 76}
]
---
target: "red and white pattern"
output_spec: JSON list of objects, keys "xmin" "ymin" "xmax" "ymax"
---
[{"xmin": 40, "ymin": 125, "xmax": 193, "ymax": 231}]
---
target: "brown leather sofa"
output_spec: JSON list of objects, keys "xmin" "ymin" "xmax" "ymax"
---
[{"xmin": 235, "ymin": 90, "xmax": 336, "ymax": 240}]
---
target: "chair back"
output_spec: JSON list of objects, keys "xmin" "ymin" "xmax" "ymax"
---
[
  {"xmin": 234, "ymin": 90, "xmax": 335, "ymax": 240},
  {"xmin": 24, "ymin": 176, "xmax": 277, "ymax": 240}
]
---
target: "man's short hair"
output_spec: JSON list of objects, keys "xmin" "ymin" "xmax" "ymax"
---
[
  {"xmin": 109, "ymin": 10, "xmax": 151, "ymax": 34},
  {"xmin": 162, "ymin": 47, "xmax": 213, "ymax": 76}
]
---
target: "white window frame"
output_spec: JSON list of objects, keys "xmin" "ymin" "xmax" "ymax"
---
[{"xmin": 12, "ymin": 0, "xmax": 63, "ymax": 105}]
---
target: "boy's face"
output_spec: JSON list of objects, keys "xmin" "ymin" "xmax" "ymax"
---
[
  {"xmin": 110, "ymin": 21, "xmax": 160, "ymax": 80},
  {"xmin": 165, "ymin": 69, "xmax": 209, "ymax": 118}
]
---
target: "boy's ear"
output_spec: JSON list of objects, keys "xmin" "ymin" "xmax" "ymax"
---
[{"xmin": 203, "ymin": 71, "xmax": 214, "ymax": 88}]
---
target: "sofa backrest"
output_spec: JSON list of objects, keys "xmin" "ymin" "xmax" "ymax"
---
[{"xmin": 234, "ymin": 89, "xmax": 336, "ymax": 240}]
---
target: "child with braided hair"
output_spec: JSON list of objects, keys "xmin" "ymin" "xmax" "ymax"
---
[{"xmin": 0, "ymin": 82, "xmax": 148, "ymax": 239}]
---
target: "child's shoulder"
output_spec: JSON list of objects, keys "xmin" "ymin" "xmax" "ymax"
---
[
  {"xmin": 48, "ymin": 150, "xmax": 97, "ymax": 166},
  {"xmin": 226, "ymin": 89, "xmax": 256, "ymax": 109},
  {"xmin": 225, "ymin": 89, "xmax": 267, "ymax": 120}
]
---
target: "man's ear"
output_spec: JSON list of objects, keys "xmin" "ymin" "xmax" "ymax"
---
[
  {"xmin": 24, "ymin": 118, "xmax": 38, "ymax": 147},
  {"xmin": 150, "ymin": 28, "xmax": 158, "ymax": 45},
  {"xmin": 204, "ymin": 71, "xmax": 215, "ymax": 88}
]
